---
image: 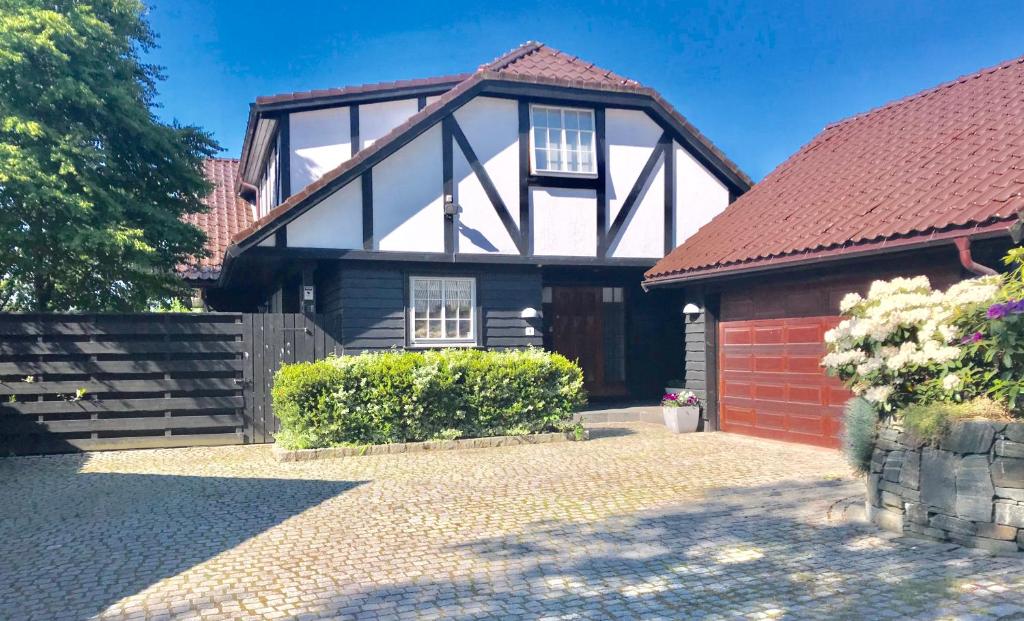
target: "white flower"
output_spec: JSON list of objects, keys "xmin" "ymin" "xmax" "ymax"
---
[
  {"xmin": 839, "ymin": 292, "xmax": 864, "ymax": 313},
  {"xmin": 855, "ymin": 358, "xmax": 883, "ymax": 376},
  {"xmin": 941, "ymin": 373, "xmax": 962, "ymax": 392},
  {"xmin": 864, "ymin": 385, "xmax": 893, "ymax": 404}
]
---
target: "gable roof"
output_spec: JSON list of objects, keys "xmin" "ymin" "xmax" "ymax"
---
[
  {"xmin": 224, "ymin": 42, "xmax": 751, "ymax": 261},
  {"xmin": 646, "ymin": 55, "xmax": 1024, "ymax": 285},
  {"xmin": 178, "ymin": 158, "xmax": 254, "ymax": 282}
]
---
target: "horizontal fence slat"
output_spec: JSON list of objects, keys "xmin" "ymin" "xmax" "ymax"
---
[
  {"xmin": 0, "ymin": 360, "xmax": 244, "ymax": 376},
  {"xmin": 0, "ymin": 378, "xmax": 238, "ymax": 395},
  {"xmin": 64, "ymin": 433, "xmax": 242, "ymax": 452},
  {"xmin": 0, "ymin": 321, "xmax": 245, "ymax": 337},
  {"xmin": 0, "ymin": 341, "xmax": 244, "ymax": 356},
  {"xmin": 1, "ymin": 396, "xmax": 243, "ymax": 415},
  {"xmin": 35, "ymin": 414, "xmax": 243, "ymax": 433}
]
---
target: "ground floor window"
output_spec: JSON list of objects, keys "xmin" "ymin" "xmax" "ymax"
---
[{"xmin": 409, "ymin": 276, "xmax": 476, "ymax": 345}]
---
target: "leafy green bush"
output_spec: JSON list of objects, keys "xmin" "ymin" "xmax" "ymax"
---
[
  {"xmin": 900, "ymin": 398, "xmax": 1011, "ymax": 446},
  {"xmin": 841, "ymin": 397, "xmax": 878, "ymax": 474},
  {"xmin": 272, "ymin": 348, "xmax": 587, "ymax": 449}
]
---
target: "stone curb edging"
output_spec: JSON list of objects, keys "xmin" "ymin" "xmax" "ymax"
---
[{"xmin": 271, "ymin": 430, "xmax": 589, "ymax": 462}]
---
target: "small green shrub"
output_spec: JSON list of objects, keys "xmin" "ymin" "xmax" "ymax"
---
[
  {"xmin": 272, "ymin": 348, "xmax": 587, "ymax": 449},
  {"xmin": 900, "ymin": 398, "xmax": 1011, "ymax": 445},
  {"xmin": 841, "ymin": 397, "xmax": 878, "ymax": 474}
]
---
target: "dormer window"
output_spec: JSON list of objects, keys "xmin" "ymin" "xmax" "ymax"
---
[{"xmin": 530, "ymin": 105, "xmax": 596, "ymax": 175}]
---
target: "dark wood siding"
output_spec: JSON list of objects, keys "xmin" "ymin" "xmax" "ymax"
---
[
  {"xmin": 480, "ymin": 271, "xmax": 543, "ymax": 349},
  {"xmin": 317, "ymin": 260, "xmax": 544, "ymax": 352}
]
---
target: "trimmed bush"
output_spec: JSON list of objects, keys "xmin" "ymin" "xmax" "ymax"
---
[
  {"xmin": 271, "ymin": 348, "xmax": 586, "ymax": 449},
  {"xmin": 841, "ymin": 397, "xmax": 877, "ymax": 474},
  {"xmin": 900, "ymin": 398, "xmax": 1011, "ymax": 446}
]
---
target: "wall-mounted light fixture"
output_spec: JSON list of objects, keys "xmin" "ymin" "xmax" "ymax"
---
[
  {"xmin": 521, "ymin": 307, "xmax": 542, "ymax": 319},
  {"xmin": 443, "ymin": 194, "xmax": 459, "ymax": 220},
  {"xmin": 683, "ymin": 303, "xmax": 701, "ymax": 317}
]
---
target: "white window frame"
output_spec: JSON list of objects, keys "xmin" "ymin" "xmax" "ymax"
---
[
  {"xmin": 529, "ymin": 104, "xmax": 597, "ymax": 177},
  {"xmin": 408, "ymin": 276, "xmax": 477, "ymax": 346}
]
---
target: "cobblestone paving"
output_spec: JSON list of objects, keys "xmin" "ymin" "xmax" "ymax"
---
[{"xmin": 2, "ymin": 424, "xmax": 1023, "ymax": 620}]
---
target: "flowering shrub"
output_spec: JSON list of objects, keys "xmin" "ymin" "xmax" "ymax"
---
[
  {"xmin": 662, "ymin": 390, "xmax": 699, "ymax": 407},
  {"xmin": 822, "ymin": 274, "xmax": 1000, "ymax": 411},
  {"xmin": 953, "ymin": 248, "xmax": 1024, "ymax": 411}
]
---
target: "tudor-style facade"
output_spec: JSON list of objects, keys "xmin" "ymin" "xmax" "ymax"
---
[{"xmin": 183, "ymin": 43, "xmax": 751, "ymax": 398}]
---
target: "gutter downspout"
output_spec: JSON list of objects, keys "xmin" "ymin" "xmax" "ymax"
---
[{"xmin": 953, "ymin": 236, "xmax": 997, "ymax": 276}]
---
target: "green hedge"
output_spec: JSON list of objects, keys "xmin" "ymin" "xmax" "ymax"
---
[{"xmin": 271, "ymin": 348, "xmax": 587, "ymax": 449}]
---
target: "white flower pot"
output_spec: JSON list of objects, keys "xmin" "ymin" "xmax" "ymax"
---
[{"xmin": 663, "ymin": 405, "xmax": 700, "ymax": 433}]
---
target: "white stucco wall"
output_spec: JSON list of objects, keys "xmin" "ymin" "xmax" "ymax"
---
[
  {"xmin": 374, "ymin": 125, "xmax": 444, "ymax": 252},
  {"xmin": 675, "ymin": 142, "xmax": 729, "ymax": 245},
  {"xmin": 530, "ymin": 188, "xmax": 597, "ymax": 256},
  {"xmin": 359, "ymin": 99, "xmax": 419, "ymax": 149},
  {"xmin": 286, "ymin": 178, "xmax": 362, "ymax": 249},
  {"xmin": 605, "ymin": 109, "xmax": 663, "ymax": 224},
  {"xmin": 453, "ymin": 97, "xmax": 520, "ymax": 254},
  {"xmin": 289, "ymin": 108, "xmax": 351, "ymax": 192},
  {"xmin": 608, "ymin": 155, "xmax": 665, "ymax": 258}
]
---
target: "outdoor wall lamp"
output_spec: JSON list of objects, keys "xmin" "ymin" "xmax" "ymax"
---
[
  {"xmin": 443, "ymin": 195, "xmax": 459, "ymax": 220},
  {"xmin": 683, "ymin": 303, "xmax": 702, "ymax": 317}
]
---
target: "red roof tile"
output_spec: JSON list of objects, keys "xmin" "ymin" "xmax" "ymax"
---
[
  {"xmin": 481, "ymin": 41, "xmax": 640, "ymax": 87},
  {"xmin": 647, "ymin": 55, "xmax": 1024, "ymax": 284},
  {"xmin": 178, "ymin": 159, "xmax": 254, "ymax": 281}
]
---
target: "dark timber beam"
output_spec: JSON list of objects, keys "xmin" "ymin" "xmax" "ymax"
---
[
  {"xmin": 442, "ymin": 116, "xmax": 455, "ymax": 255},
  {"xmin": 664, "ymin": 138, "xmax": 675, "ymax": 254},
  {"xmin": 595, "ymin": 107, "xmax": 607, "ymax": 255},
  {"xmin": 361, "ymin": 170, "xmax": 373, "ymax": 250},
  {"xmin": 277, "ymin": 113, "xmax": 291, "ymax": 201},
  {"xmin": 517, "ymin": 101, "xmax": 531, "ymax": 255},
  {"xmin": 450, "ymin": 117, "xmax": 523, "ymax": 253},
  {"xmin": 601, "ymin": 131, "xmax": 670, "ymax": 256},
  {"xmin": 350, "ymin": 105, "xmax": 360, "ymax": 156}
]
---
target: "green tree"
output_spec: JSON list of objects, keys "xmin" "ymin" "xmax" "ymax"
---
[{"xmin": 0, "ymin": 0, "xmax": 218, "ymax": 311}]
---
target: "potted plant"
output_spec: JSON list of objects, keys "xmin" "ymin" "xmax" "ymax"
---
[{"xmin": 661, "ymin": 391, "xmax": 701, "ymax": 433}]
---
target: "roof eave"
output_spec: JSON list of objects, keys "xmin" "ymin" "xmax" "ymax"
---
[{"xmin": 644, "ymin": 220, "xmax": 1016, "ymax": 289}]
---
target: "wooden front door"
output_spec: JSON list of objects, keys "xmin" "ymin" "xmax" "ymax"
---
[{"xmin": 549, "ymin": 287, "xmax": 624, "ymax": 396}]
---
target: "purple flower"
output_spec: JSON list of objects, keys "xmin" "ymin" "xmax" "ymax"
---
[
  {"xmin": 988, "ymin": 303, "xmax": 1008, "ymax": 319},
  {"xmin": 961, "ymin": 331, "xmax": 984, "ymax": 344},
  {"xmin": 662, "ymin": 393, "xmax": 678, "ymax": 402},
  {"xmin": 987, "ymin": 299, "xmax": 1024, "ymax": 320}
]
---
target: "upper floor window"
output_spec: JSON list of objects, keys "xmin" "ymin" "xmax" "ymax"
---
[
  {"xmin": 409, "ymin": 276, "xmax": 476, "ymax": 346},
  {"xmin": 530, "ymin": 105, "xmax": 596, "ymax": 175}
]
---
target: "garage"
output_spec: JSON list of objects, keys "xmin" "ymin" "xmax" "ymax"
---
[
  {"xmin": 717, "ymin": 316, "xmax": 849, "ymax": 448},
  {"xmin": 644, "ymin": 56, "xmax": 1020, "ymax": 448}
]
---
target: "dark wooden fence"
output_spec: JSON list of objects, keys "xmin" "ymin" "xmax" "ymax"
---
[{"xmin": 0, "ymin": 313, "xmax": 342, "ymax": 455}]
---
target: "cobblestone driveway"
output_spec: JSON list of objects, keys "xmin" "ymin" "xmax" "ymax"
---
[{"xmin": 2, "ymin": 424, "xmax": 1023, "ymax": 620}]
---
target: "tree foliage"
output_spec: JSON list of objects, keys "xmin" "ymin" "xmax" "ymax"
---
[{"xmin": 0, "ymin": 0, "xmax": 218, "ymax": 311}]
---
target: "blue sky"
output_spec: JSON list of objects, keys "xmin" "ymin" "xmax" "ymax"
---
[{"xmin": 146, "ymin": 0, "xmax": 1024, "ymax": 181}]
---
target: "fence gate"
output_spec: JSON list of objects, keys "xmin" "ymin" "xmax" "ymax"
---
[{"xmin": 242, "ymin": 313, "xmax": 342, "ymax": 444}]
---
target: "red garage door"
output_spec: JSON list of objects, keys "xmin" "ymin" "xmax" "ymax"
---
[{"xmin": 718, "ymin": 316, "xmax": 852, "ymax": 448}]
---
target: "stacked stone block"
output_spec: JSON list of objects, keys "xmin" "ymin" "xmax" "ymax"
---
[{"xmin": 867, "ymin": 419, "xmax": 1024, "ymax": 555}]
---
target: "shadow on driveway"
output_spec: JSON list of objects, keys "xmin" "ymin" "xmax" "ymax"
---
[
  {"xmin": 302, "ymin": 479, "xmax": 1024, "ymax": 620},
  {"xmin": 0, "ymin": 455, "xmax": 363, "ymax": 621}
]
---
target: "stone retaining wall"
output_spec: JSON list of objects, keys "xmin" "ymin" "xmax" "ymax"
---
[{"xmin": 868, "ymin": 418, "xmax": 1024, "ymax": 555}]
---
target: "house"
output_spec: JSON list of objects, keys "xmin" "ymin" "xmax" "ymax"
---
[
  {"xmin": 179, "ymin": 42, "xmax": 751, "ymax": 399},
  {"xmin": 645, "ymin": 55, "xmax": 1024, "ymax": 447}
]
